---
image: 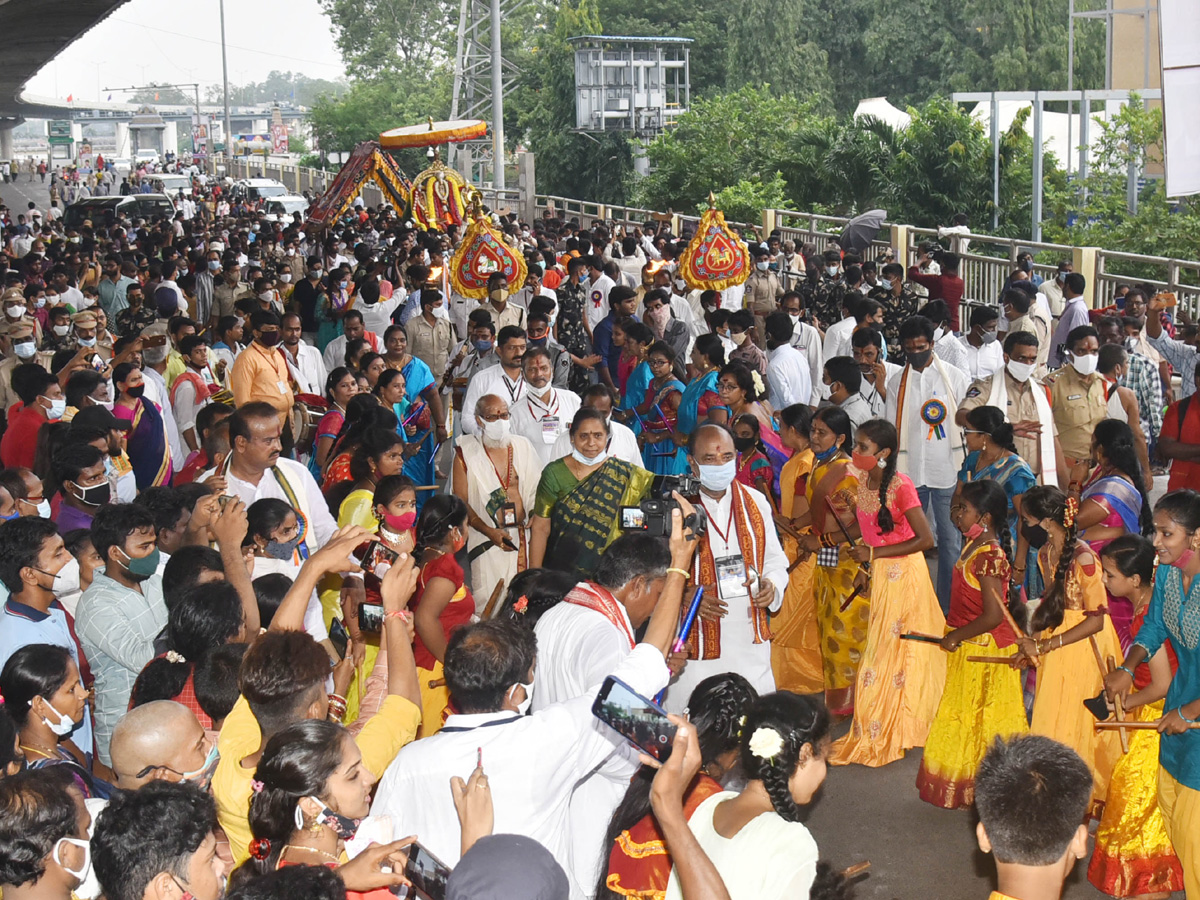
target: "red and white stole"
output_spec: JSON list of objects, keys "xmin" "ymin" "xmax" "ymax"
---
[
  {"xmin": 686, "ymin": 482, "xmax": 770, "ymax": 661},
  {"xmin": 563, "ymin": 582, "xmax": 636, "ymax": 649}
]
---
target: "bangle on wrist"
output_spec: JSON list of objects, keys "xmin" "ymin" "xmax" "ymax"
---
[
  {"xmin": 666, "ymin": 567, "xmax": 690, "ymax": 579},
  {"xmin": 384, "ymin": 609, "xmax": 411, "ymax": 621},
  {"xmin": 1179, "ymin": 707, "xmax": 1199, "ymax": 724},
  {"xmin": 1115, "ymin": 664, "xmax": 1135, "ymax": 680}
]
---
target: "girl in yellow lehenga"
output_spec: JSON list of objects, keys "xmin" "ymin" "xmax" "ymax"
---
[
  {"xmin": 771, "ymin": 404, "xmax": 823, "ymax": 695},
  {"xmin": 1088, "ymin": 535, "xmax": 1183, "ymax": 898},
  {"xmin": 328, "ymin": 439, "xmax": 417, "ymax": 724},
  {"xmin": 794, "ymin": 406, "xmax": 868, "ymax": 716},
  {"xmin": 917, "ymin": 480, "xmax": 1028, "ymax": 808},
  {"xmin": 830, "ymin": 419, "xmax": 946, "ymax": 767},
  {"xmin": 1014, "ymin": 486, "xmax": 1123, "ymax": 816}
]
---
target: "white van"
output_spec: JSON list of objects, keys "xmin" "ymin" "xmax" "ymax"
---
[{"xmin": 153, "ymin": 173, "xmax": 193, "ymax": 197}]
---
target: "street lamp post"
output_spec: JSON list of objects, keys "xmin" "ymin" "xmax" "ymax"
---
[{"xmin": 219, "ymin": 0, "xmax": 232, "ymax": 158}]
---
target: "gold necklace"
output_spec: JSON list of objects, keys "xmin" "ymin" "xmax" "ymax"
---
[
  {"xmin": 278, "ymin": 843, "xmax": 340, "ymax": 864},
  {"xmin": 20, "ymin": 741, "xmax": 59, "ymax": 759}
]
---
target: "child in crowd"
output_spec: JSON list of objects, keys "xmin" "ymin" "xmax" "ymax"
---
[
  {"xmin": 975, "ymin": 734, "xmax": 1093, "ymax": 900},
  {"xmin": 918, "ymin": 479, "xmax": 1028, "ymax": 808},
  {"xmin": 732, "ymin": 413, "xmax": 776, "ymax": 509}
]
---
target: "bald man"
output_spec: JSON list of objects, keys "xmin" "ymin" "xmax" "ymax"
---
[{"xmin": 109, "ymin": 700, "xmax": 218, "ymax": 791}]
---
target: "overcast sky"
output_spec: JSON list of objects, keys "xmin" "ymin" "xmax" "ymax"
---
[{"xmin": 24, "ymin": 0, "xmax": 348, "ymax": 102}]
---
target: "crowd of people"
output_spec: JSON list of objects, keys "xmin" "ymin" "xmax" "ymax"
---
[{"xmin": 0, "ymin": 173, "xmax": 1197, "ymax": 900}]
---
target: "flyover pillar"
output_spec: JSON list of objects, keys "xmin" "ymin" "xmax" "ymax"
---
[{"xmin": 0, "ymin": 125, "xmax": 13, "ymax": 162}]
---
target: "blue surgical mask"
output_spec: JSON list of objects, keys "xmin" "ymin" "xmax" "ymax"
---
[
  {"xmin": 472, "ymin": 339, "xmax": 493, "ymax": 353},
  {"xmin": 813, "ymin": 443, "xmax": 840, "ymax": 462},
  {"xmin": 697, "ymin": 459, "xmax": 736, "ymax": 492}
]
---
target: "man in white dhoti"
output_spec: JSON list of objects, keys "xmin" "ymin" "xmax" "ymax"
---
[
  {"xmin": 663, "ymin": 423, "xmax": 788, "ymax": 713},
  {"xmin": 451, "ymin": 393, "xmax": 541, "ymax": 612},
  {"xmin": 533, "ymin": 534, "xmax": 690, "ymax": 896}
]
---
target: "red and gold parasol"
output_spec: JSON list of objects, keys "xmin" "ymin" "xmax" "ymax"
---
[
  {"xmin": 379, "ymin": 118, "xmax": 488, "ymax": 150},
  {"xmin": 677, "ymin": 195, "xmax": 751, "ymax": 291},
  {"xmin": 449, "ymin": 200, "xmax": 527, "ymax": 300}
]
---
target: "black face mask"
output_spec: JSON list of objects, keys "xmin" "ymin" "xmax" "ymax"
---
[
  {"xmin": 1022, "ymin": 522, "xmax": 1049, "ymax": 549},
  {"xmin": 907, "ymin": 349, "xmax": 933, "ymax": 369},
  {"xmin": 733, "ymin": 436, "xmax": 755, "ymax": 453}
]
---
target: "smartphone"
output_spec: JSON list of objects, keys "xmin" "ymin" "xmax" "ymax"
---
[
  {"xmin": 402, "ymin": 842, "xmax": 452, "ymax": 900},
  {"xmin": 88, "ymin": 353, "xmax": 106, "ymax": 373},
  {"xmin": 217, "ymin": 494, "xmax": 235, "ymax": 509},
  {"xmin": 353, "ymin": 540, "xmax": 399, "ymax": 576},
  {"xmin": 592, "ymin": 676, "xmax": 676, "ymax": 761},
  {"xmin": 358, "ymin": 602, "xmax": 384, "ymax": 634},
  {"xmin": 143, "ymin": 333, "xmax": 168, "ymax": 348},
  {"xmin": 329, "ymin": 617, "xmax": 350, "ymax": 660}
]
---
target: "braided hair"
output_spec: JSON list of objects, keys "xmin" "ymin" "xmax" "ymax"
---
[
  {"xmin": 594, "ymin": 674, "xmax": 759, "ymax": 900},
  {"xmin": 740, "ymin": 692, "xmax": 831, "ymax": 823},
  {"xmin": 1020, "ymin": 486, "xmax": 1077, "ymax": 632},
  {"xmin": 960, "ymin": 479, "xmax": 1013, "ymax": 567},
  {"xmin": 965, "ymin": 405, "xmax": 1018, "ymax": 455},
  {"xmin": 1091, "ymin": 419, "xmax": 1153, "ymax": 536},
  {"xmin": 414, "ymin": 494, "xmax": 468, "ymax": 558},
  {"xmin": 856, "ymin": 419, "xmax": 899, "ymax": 534}
]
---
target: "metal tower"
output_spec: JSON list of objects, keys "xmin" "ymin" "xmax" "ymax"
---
[{"xmin": 449, "ymin": 0, "xmax": 522, "ymax": 190}]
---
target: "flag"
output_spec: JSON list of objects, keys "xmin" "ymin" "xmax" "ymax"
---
[
  {"xmin": 107, "ymin": 93, "xmax": 112, "ymax": 101},
  {"xmin": 66, "ymin": 94, "xmax": 73, "ymax": 102},
  {"xmin": 154, "ymin": 92, "xmax": 159, "ymax": 101}
]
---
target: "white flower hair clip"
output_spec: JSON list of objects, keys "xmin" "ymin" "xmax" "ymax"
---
[
  {"xmin": 748, "ymin": 726, "xmax": 784, "ymax": 761},
  {"xmin": 750, "ymin": 370, "xmax": 766, "ymax": 397}
]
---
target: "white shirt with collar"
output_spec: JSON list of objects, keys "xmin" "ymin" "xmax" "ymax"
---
[
  {"xmin": 358, "ymin": 290, "xmax": 406, "ymax": 339},
  {"xmin": 790, "ymin": 319, "xmax": 824, "ymax": 400},
  {"xmin": 767, "ymin": 342, "xmax": 814, "ymax": 409},
  {"xmin": 823, "ymin": 315, "xmax": 856, "ymax": 361},
  {"xmin": 586, "ymin": 274, "xmax": 616, "ymax": 331},
  {"xmin": 510, "ymin": 385, "xmax": 582, "ymax": 465},
  {"xmin": 663, "ymin": 483, "xmax": 787, "ymax": 713},
  {"xmin": 551, "ymin": 418, "xmax": 644, "ymax": 468},
  {"xmin": 371, "ymin": 643, "xmax": 670, "ymax": 900},
  {"xmin": 200, "ymin": 456, "xmax": 337, "ymax": 548},
  {"xmin": 282, "ymin": 341, "xmax": 327, "ymax": 396},
  {"xmin": 933, "ymin": 329, "xmax": 970, "ymax": 374},
  {"xmin": 885, "ymin": 360, "xmax": 970, "ymax": 490},
  {"xmin": 461, "ymin": 366, "xmax": 527, "ymax": 436},
  {"xmin": 957, "ymin": 334, "xmax": 1004, "ymax": 380},
  {"xmin": 141, "ymin": 367, "xmax": 184, "ymax": 466},
  {"xmin": 859, "ymin": 360, "xmax": 903, "ymax": 418}
]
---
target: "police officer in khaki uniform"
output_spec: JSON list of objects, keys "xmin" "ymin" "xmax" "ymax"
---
[{"xmin": 1049, "ymin": 323, "xmax": 1108, "ymax": 469}]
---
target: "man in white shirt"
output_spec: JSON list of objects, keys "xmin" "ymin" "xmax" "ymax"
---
[
  {"xmin": 199, "ymin": 402, "xmax": 337, "ymax": 549},
  {"xmin": 551, "ymin": 383, "xmax": 644, "ymax": 467},
  {"xmin": 511, "ymin": 264, "xmax": 558, "ymax": 310},
  {"xmin": 533, "ymin": 535, "xmax": 682, "ymax": 894},
  {"xmin": 780, "ymin": 291, "xmax": 823, "ymax": 401},
  {"xmin": 958, "ymin": 305, "xmax": 1004, "ymax": 380},
  {"xmin": 585, "ymin": 256, "xmax": 616, "ymax": 334},
  {"xmin": 664, "ymin": 423, "xmax": 788, "ymax": 713},
  {"xmin": 921, "ymin": 299, "xmax": 970, "ymax": 374},
  {"xmin": 510, "ymin": 347, "xmax": 581, "ymax": 465},
  {"xmin": 279, "ymin": 312, "xmax": 326, "ymax": 395},
  {"xmin": 886, "ymin": 316, "xmax": 970, "ymax": 612},
  {"xmin": 823, "ymin": 356, "xmax": 874, "ymax": 433},
  {"xmin": 371, "ymin": 549, "xmax": 691, "ymax": 900},
  {"xmin": 357, "ymin": 276, "xmax": 406, "ymax": 339},
  {"xmin": 461, "ymin": 326, "xmax": 527, "ymax": 436},
  {"xmin": 667, "ymin": 274, "xmax": 703, "ymax": 337},
  {"xmin": 321, "ymin": 310, "xmax": 381, "ymax": 372},
  {"xmin": 764, "ymin": 311, "xmax": 813, "ymax": 410}
]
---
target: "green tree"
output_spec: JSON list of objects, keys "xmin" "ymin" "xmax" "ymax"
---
[
  {"xmin": 130, "ymin": 83, "xmax": 191, "ymax": 105},
  {"xmin": 723, "ymin": 0, "xmax": 833, "ymax": 103},
  {"xmin": 711, "ymin": 173, "xmax": 793, "ymax": 224},
  {"xmin": 318, "ymin": 0, "xmax": 457, "ymax": 79}
]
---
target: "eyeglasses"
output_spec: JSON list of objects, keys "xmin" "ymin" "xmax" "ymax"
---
[
  {"xmin": 648, "ymin": 358, "xmax": 671, "ymax": 368},
  {"xmin": 478, "ymin": 412, "xmax": 510, "ymax": 422}
]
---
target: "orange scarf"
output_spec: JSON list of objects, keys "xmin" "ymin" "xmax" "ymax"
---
[{"xmin": 563, "ymin": 582, "xmax": 636, "ymax": 649}]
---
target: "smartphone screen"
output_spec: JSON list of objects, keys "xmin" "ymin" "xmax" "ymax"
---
[
  {"xmin": 352, "ymin": 540, "xmax": 399, "ymax": 577},
  {"xmin": 328, "ymin": 617, "xmax": 350, "ymax": 660},
  {"xmin": 358, "ymin": 602, "xmax": 384, "ymax": 634},
  {"xmin": 592, "ymin": 676, "xmax": 676, "ymax": 761},
  {"xmin": 403, "ymin": 842, "xmax": 451, "ymax": 900}
]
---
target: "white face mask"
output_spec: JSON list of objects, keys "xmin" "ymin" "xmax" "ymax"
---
[
  {"xmin": 1070, "ymin": 352, "xmax": 1099, "ymax": 376},
  {"xmin": 14, "ymin": 340, "xmax": 36, "ymax": 360},
  {"xmin": 53, "ymin": 324, "xmax": 71, "ymax": 336},
  {"xmin": 826, "ymin": 265, "xmax": 839, "ymax": 277},
  {"xmin": 698, "ymin": 459, "xmax": 737, "ymax": 492},
  {"xmin": 674, "ymin": 278, "xmax": 687, "ymax": 291},
  {"xmin": 1006, "ymin": 359, "xmax": 1036, "ymax": 383},
  {"xmin": 480, "ymin": 418, "xmax": 510, "ymax": 444},
  {"xmin": 788, "ymin": 313, "xmax": 800, "ymax": 325},
  {"xmin": 280, "ymin": 273, "xmax": 292, "ymax": 283},
  {"xmin": 932, "ymin": 326, "xmax": 945, "ymax": 342},
  {"xmin": 509, "ymin": 681, "xmax": 534, "ymax": 715},
  {"xmin": 48, "ymin": 557, "xmax": 81, "ymax": 596},
  {"xmin": 258, "ymin": 291, "xmax": 274, "ymax": 303},
  {"xmin": 5, "ymin": 305, "xmax": 24, "ymax": 320},
  {"xmin": 571, "ymin": 447, "xmax": 608, "ymax": 467},
  {"xmin": 42, "ymin": 697, "xmax": 77, "ymax": 736},
  {"xmin": 53, "ymin": 837, "xmax": 92, "ymax": 886},
  {"xmin": 755, "ymin": 261, "xmax": 769, "ymax": 271}
]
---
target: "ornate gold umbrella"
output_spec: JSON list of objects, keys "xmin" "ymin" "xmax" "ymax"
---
[
  {"xmin": 379, "ymin": 118, "xmax": 488, "ymax": 149},
  {"xmin": 449, "ymin": 199, "xmax": 527, "ymax": 300}
]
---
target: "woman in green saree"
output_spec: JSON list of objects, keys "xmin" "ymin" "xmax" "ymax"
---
[{"xmin": 529, "ymin": 407, "xmax": 655, "ymax": 578}]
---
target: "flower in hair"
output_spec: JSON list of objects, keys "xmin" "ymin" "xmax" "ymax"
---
[
  {"xmin": 1064, "ymin": 496, "xmax": 1079, "ymax": 529},
  {"xmin": 250, "ymin": 779, "xmax": 265, "ymax": 793},
  {"xmin": 748, "ymin": 726, "xmax": 784, "ymax": 761},
  {"xmin": 165, "ymin": 650, "xmax": 187, "ymax": 664},
  {"xmin": 248, "ymin": 838, "xmax": 272, "ymax": 860},
  {"xmin": 513, "ymin": 595, "xmax": 529, "ymax": 614},
  {"xmin": 750, "ymin": 370, "xmax": 766, "ymax": 398}
]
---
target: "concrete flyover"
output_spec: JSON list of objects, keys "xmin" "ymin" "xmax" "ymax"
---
[{"xmin": 0, "ymin": 0, "xmax": 132, "ymax": 154}]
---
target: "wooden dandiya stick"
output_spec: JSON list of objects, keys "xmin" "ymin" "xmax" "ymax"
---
[
  {"xmin": 840, "ymin": 861, "xmax": 871, "ymax": 879},
  {"xmin": 839, "ymin": 585, "xmax": 864, "ymax": 613},
  {"xmin": 899, "ymin": 632, "xmax": 945, "ymax": 645},
  {"xmin": 1095, "ymin": 720, "xmax": 1200, "ymax": 731},
  {"xmin": 771, "ymin": 515, "xmax": 807, "ymax": 574},
  {"xmin": 1106, "ymin": 653, "xmax": 1131, "ymax": 754},
  {"xmin": 967, "ymin": 655, "xmax": 1018, "ymax": 664},
  {"xmin": 479, "ymin": 578, "xmax": 506, "ymax": 620}
]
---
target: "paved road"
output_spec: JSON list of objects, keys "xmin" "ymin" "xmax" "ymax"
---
[{"xmin": 1, "ymin": 169, "xmax": 55, "ymax": 219}]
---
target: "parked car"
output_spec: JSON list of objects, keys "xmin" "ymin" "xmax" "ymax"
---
[
  {"xmin": 135, "ymin": 149, "xmax": 161, "ymax": 168},
  {"xmin": 108, "ymin": 158, "xmax": 132, "ymax": 175},
  {"xmin": 63, "ymin": 194, "xmax": 176, "ymax": 228},
  {"xmin": 262, "ymin": 194, "xmax": 310, "ymax": 222},
  {"xmin": 230, "ymin": 178, "xmax": 289, "ymax": 203},
  {"xmin": 152, "ymin": 173, "xmax": 193, "ymax": 197}
]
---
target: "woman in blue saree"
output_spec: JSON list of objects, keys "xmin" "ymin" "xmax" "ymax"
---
[
  {"xmin": 615, "ymin": 321, "xmax": 654, "ymax": 437},
  {"xmin": 112, "ymin": 362, "xmax": 172, "ymax": 489},
  {"xmin": 1072, "ymin": 418, "xmax": 1153, "ymax": 648},
  {"xmin": 673, "ymin": 334, "xmax": 725, "ymax": 453},
  {"xmin": 634, "ymin": 341, "xmax": 688, "ymax": 475},
  {"xmin": 382, "ymin": 326, "xmax": 440, "ymax": 511}
]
